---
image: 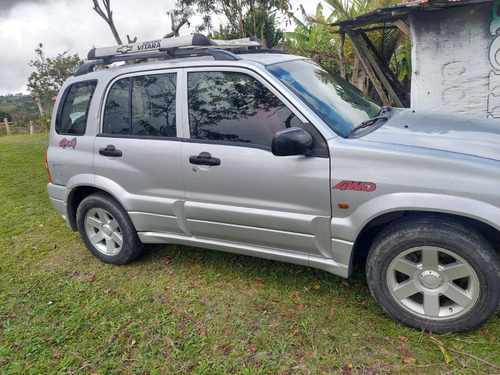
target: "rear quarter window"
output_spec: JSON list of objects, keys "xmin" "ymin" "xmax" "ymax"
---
[
  {"xmin": 56, "ymin": 81, "xmax": 97, "ymax": 135},
  {"xmin": 56, "ymin": 80, "xmax": 97, "ymax": 135}
]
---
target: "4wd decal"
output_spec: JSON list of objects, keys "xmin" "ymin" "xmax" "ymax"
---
[
  {"xmin": 333, "ymin": 180, "xmax": 376, "ymax": 192},
  {"xmin": 58, "ymin": 137, "xmax": 77, "ymax": 149}
]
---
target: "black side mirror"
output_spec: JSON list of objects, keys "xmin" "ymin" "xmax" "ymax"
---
[{"xmin": 272, "ymin": 127, "xmax": 313, "ymax": 156}]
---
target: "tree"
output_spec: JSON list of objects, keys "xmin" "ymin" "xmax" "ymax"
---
[
  {"xmin": 92, "ymin": 0, "xmax": 186, "ymax": 42},
  {"xmin": 168, "ymin": 0, "xmax": 292, "ymax": 48},
  {"xmin": 0, "ymin": 110, "xmax": 12, "ymax": 123},
  {"xmin": 92, "ymin": 0, "xmax": 123, "ymax": 44},
  {"xmin": 27, "ymin": 44, "xmax": 84, "ymax": 118}
]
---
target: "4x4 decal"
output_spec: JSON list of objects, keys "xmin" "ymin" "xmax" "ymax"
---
[
  {"xmin": 333, "ymin": 180, "xmax": 376, "ymax": 192},
  {"xmin": 58, "ymin": 137, "xmax": 77, "ymax": 149}
]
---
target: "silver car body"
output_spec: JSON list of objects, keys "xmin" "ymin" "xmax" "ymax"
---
[{"xmin": 47, "ymin": 52, "xmax": 500, "ymax": 279}]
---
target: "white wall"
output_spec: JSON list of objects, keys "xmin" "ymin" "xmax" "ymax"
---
[{"xmin": 410, "ymin": 1, "xmax": 500, "ymax": 121}]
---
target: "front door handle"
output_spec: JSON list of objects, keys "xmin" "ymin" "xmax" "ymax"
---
[
  {"xmin": 189, "ymin": 152, "xmax": 221, "ymax": 166},
  {"xmin": 99, "ymin": 145, "xmax": 122, "ymax": 157}
]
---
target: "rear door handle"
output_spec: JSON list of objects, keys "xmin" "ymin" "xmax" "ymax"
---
[
  {"xmin": 99, "ymin": 145, "xmax": 122, "ymax": 157},
  {"xmin": 189, "ymin": 152, "xmax": 221, "ymax": 166}
]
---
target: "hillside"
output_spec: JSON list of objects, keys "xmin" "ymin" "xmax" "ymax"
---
[
  {"xmin": 0, "ymin": 94, "xmax": 39, "ymax": 119},
  {"xmin": 0, "ymin": 94, "xmax": 50, "ymax": 135}
]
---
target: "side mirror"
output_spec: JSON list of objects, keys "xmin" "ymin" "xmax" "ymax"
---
[{"xmin": 272, "ymin": 127, "xmax": 313, "ymax": 156}]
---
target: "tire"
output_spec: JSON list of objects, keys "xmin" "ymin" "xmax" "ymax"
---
[
  {"xmin": 366, "ymin": 217, "xmax": 500, "ymax": 333},
  {"xmin": 76, "ymin": 192, "xmax": 144, "ymax": 265}
]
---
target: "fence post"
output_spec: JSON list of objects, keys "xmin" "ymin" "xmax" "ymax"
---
[
  {"xmin": 30, "ymin": 121, "xmax": 35, "ymax": 135},
  {"xmin": 4, "ymin": 117, "xmax": 11, "ymax": 136}
]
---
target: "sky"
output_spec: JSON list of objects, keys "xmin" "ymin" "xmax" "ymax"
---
[{"xmin": 0, "ymin": 0, "xmax": 325, "ymax": 96}]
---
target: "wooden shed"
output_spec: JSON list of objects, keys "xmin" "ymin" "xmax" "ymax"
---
[{"xmin": 333, "ymin": 0, "xmax": 500, "ymax": 121}]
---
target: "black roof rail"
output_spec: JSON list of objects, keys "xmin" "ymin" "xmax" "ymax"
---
[
  {"xmin": 74, "ymin": 48, "xmax": 240, "ymax": 76},
  {"xmin": 164, "ymin": 49, "xmax": 240, "ymax": 61},
  {"xmin": 74, "ymin": 61, "xmax": 104, "ymax": 76},
  {"xmin": 233, "ymin": 48, "xmax": 288, "ymax": 55}
]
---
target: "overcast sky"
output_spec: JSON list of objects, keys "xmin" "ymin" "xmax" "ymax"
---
[{"xmin": 0, "ymin": 0, "xmax": 324, "ymax": 96}]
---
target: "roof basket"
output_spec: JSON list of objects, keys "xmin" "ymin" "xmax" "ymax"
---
[{"xmin": 87, "ymin": 33, "xmax": 263, "ymax": 61}]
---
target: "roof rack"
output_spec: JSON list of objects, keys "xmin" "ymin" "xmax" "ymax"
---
[
  {"xmin": 87, "ymin": 33, "xmax": 263, "ymax": 60},
  {"xmin": 74, "ymin": 33, "xmax": 285, "ymax": 77}
]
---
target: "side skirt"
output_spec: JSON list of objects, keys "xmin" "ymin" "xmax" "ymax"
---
[{"xmin": 138, "ymin": 232, "xmax": 350, "ymax": 278}]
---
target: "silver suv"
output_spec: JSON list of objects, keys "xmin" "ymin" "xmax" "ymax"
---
[{"xmin": 46, "ymin": 34, "xmax": 500, "ymax": 333}]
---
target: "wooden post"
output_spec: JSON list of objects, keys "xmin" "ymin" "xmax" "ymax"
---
[
  {"xmin": 4, "ymin": 118, "xmax": 11, "ymax": 136},
  {"xmin": 357, "ymin": 33, "xmax": 404, "ymax": 107},
  {"xmin": 360, "ymin": 32, "xmax": 408, "ymax": 107},
  {"xmin": 348, "ymin": 31, "xmax": 404, "ymax": 107},
  {"xmin": 30, "ymin": 121, "xmax": 35, "ymax": 135},
  {"xmin": 395, "ymin": 20, "xmax": 410, "ymax": 36},
  {"xmin": 338, "ymin": 32, "xmax": 347, "ymax": 79},
  {"xmin": 346, "ymin": 31, "xmax": 391, "ymax": 106}
]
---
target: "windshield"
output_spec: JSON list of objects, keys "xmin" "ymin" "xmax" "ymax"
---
[{"xmin": 267, "ymin": 59, "xmax": 380, "ymax": 137}]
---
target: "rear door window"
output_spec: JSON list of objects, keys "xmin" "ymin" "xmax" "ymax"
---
[{"xmin": 102, "ymin": 73, "xmax": 177, "ymax": 137}]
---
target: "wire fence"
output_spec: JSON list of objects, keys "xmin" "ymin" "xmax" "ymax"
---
[{"xmin": 0, "ymin": 119, "xmax": 48, "ymax": 137}]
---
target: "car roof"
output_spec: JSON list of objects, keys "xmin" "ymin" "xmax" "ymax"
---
[
  {"xmin": 71, "ymin": 52, "xmax": 305, "ymax": 81},
  {"xmin": 237, "ymin": 52, "xmax": 305, "ymax": 65}
]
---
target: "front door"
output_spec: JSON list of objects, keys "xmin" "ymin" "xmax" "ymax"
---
[{"xmin": 180, "ymin": 69, "xmax": 332, "ymax": 260}]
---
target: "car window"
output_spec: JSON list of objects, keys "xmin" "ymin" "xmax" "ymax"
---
[
  {"xmin": 267, "ymin": 59, "xmax": 380, "ymax": 137},
  {"xmin": 103, "ymin": 78, "xmax": 130, "ymax": 135},
  {"xmin": 187, "ymin": 71, "xmax": 303, "ymax": 148},
  {"xmin": 102, "ymin": 73, "xmax": 177, "ymax": 137},
  {"xmin": 56, "ymin": 80, "xmax": 97, "ymax": 135}
]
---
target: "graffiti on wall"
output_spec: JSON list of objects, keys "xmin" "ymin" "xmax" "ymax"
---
[
  {"xmin": 441, "ymin": 62, "xmax": 468, "ymax": 104},
  {"xmin": 488, "ymin": 0, "xmax": 500, "ymax": 119}
]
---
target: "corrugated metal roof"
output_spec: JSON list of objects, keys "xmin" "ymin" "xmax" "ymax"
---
[{"xmin": 331, "ymin": 0, "xmax": 494, "ymax": 29}]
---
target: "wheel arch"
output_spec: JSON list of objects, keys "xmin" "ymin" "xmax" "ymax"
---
[
  {"xmin": 66, "ymin": 186, "xmax": 103, "ymax": 231},
  {"xmin": 66, "ymin": 186, "xmax": 130, "ymax": 232},
  {"xmin": 351, "ymin": 210, "xmax": 500, "ymax": 268},
  {"xmin": 65, "ymin": 174, "xmax": 133, "ymax": 231}
]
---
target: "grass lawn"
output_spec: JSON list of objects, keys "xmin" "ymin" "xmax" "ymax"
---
[{"xmin": 1, "ymin": 133, "xmax": 499, "ymax": 374}]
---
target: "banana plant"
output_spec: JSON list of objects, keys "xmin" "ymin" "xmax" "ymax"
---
[{"xmin": 285, "ymin": 3, "xmax": 340, "ymax": 72}]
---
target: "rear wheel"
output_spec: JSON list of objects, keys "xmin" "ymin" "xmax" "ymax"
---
[
  {"xmin": 76, "ymin": 192, "xmax": 143, "ymax": 265},
  {"xmin": 366, "ymin": 217, "xmax": 500, "ymax": 333}
]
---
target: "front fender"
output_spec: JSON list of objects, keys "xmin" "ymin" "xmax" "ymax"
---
[{"xmin": 331, "ymin": 193, "xmax": 500, "ymax": 242}]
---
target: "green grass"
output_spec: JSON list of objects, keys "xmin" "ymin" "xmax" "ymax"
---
[{"xmin": 1, "ymin": 133, "xmax": 499, "ymax": 374}]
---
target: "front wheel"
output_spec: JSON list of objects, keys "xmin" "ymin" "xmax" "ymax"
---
[
  {"xmin": 366, "ymin": 217, "xmax": 500, "ymax": 333},
  {"xmin": 76, "ymin": 192, "xmax": 144, "ymax": 265}
]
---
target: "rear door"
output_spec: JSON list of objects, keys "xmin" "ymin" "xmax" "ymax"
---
[
  {"xmin": 180, "ymin": 68, "xmax": 332, "ymax": 260},
  {"xmin": 93, "ymin": 71, "xmax": 185, "ymax": 234}
]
